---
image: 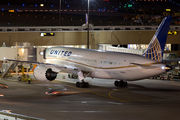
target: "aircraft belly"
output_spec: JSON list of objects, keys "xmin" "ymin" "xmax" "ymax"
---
[
  {"xmin": 91, "ymin": 69, "xmax": 113, "ymax": 79},
  {"xmin": 91, "ymin": 68, "xmax": 127, "ymax": 80}
]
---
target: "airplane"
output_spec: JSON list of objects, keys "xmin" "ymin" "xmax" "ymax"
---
[{"xmin": 7, "ymin": 16, "xmax": 172, "ymax": 88}]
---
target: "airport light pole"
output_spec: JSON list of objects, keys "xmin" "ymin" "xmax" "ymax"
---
[
  {"xmin": 87, "ymin": 0, "xmax": 90, "ymax": 49},
  {"xmin": 59, "ymin": 0, "xmax": 61, "ymax": 26}
]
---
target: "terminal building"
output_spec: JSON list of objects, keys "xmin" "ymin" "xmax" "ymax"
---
[
  {"xmin": 0, "ymin": 25, "xmax": 179, "ymax": 64},
  {"xmin": 0, "ymin": 0, "xmax": 180, "ymax": 70}
]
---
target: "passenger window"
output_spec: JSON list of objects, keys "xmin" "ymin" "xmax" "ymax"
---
[
  {"xmin": 104, "ymin": 61, "xmax": 109, "ymax": 64},
  {"xmin": 113, "ymin": 62, "xmax": 117, "ymax": 65}
]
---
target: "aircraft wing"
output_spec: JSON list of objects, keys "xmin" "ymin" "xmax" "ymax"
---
[
  {"xmin": 6, "ymin": 59, "xmax": 76, "ymax": 70},
  {"xmin": 6, "ymin": 59, "xmax": 44, "ymax": 64},
  {"xmin": 5, "ymin": 59, "xmax": 91, "ymax": 73},
  {"xmin": 6, "ymin": 59, "xmax": 61, "ymax": 67}
]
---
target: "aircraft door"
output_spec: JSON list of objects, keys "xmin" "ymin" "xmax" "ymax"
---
[
  {"xmin": 125, "ymin": 60, "xmax": 135, "ymax": 80},
  {"xmin": 127, "ymin": 60, "xmax": 134, "ymax": 71},
  {"xmin": 97, "ymin": 57, "xmax": 105, "ymax": 68}
]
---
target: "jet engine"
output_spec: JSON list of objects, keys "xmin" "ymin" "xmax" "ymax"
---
[{"xmin": 33, "ymin": 64, "xmax": 57, "ymax": 81}]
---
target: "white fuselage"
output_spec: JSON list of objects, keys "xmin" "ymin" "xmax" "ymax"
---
[{"xmin": 45, "ymin": 47, "xmax": 166, "ymax": 81}]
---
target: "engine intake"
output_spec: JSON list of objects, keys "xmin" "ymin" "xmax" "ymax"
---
[
  {"xmin": 45, "ymin": 68, "xmax": 57, "ymax": 81},
  {"xmin": 33, "ymin": 64, "xmax": 57, "ymax": 81}
]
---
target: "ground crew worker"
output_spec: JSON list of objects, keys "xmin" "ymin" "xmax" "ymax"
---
[{"xmin": 27, "ymin": 75, "xmax": 32, "ymax": 84}]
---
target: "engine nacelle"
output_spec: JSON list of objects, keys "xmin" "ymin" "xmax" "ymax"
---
[{"xmin": 33, "ymin": 64, "xmax": 57, "ymax": 81}]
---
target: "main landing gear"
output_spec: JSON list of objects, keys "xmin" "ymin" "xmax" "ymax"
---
[
  {"xmin": 76, "ymin": 71, "xmax": 90, "ymax": 88},
  {"xmin": 76, "ymin": 80, "xmax": 89, "ymax": 88},
  {"xmin": 114, "ymin": 80, "xmax": 127, "ymax": 87}
]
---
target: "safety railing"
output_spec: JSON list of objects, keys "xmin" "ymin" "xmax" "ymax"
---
[{"xmin": 0, "ymin": 25, "xmax": 179, "ymax": 32}]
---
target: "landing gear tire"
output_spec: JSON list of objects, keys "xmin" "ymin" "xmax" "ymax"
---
[
  {"xmin": 76, "ymin": 82, "xmax": 89, "ymax": 88},
  {"xmin": 80, "ymin": 83, "xmax": 84, "ymax": 88},
  {"xmin": 114, "ymin": 81, "xmax": 119, "ymax": 87},
  {"xmin": 68, "ymin": 74, "xmax": 78, "ymax": 79},
  {"xmin": 68, "ymin": 74, "xmax": 70, "ymax": 78},
  {"xmin": 76, "ymin": 82, "xmax": 80, "ymax": 87},
  {"xmin": 84, "ymin": 82, "xmax": 89, "ymax": 88},
  {"xmin": 114, "ymin": 80, "xmax": 127, "ymax": 87},
  {"xmin": 123, "ymin": 81, "xmax": 127, "ymax": 87},
  {"xmin": 118, "ymin": 81, "xmax": 123, "ymax": 87}
]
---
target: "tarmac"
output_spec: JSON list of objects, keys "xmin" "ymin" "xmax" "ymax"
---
[{"xmin": 0, "ymin": 73, "xmax": 180, "ymax": 120}]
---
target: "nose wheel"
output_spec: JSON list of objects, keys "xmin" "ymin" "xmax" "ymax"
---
[{"xmin": 114, "ymin": 80, "xmax": 127, "ymax": 87}]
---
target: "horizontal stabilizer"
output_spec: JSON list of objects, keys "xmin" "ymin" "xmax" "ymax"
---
[
  {"xmin": 163, "ymin": 58, "xmax": 180, "ymax": 63},
  {"xmin": 170, "ymin": 64, "xmax": 180, "ymax": 67}
]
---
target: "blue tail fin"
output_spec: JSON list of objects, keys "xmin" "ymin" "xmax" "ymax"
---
[{"xmin": 143, "ymin": 16, "xmax": 172, "ymax": 62}]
